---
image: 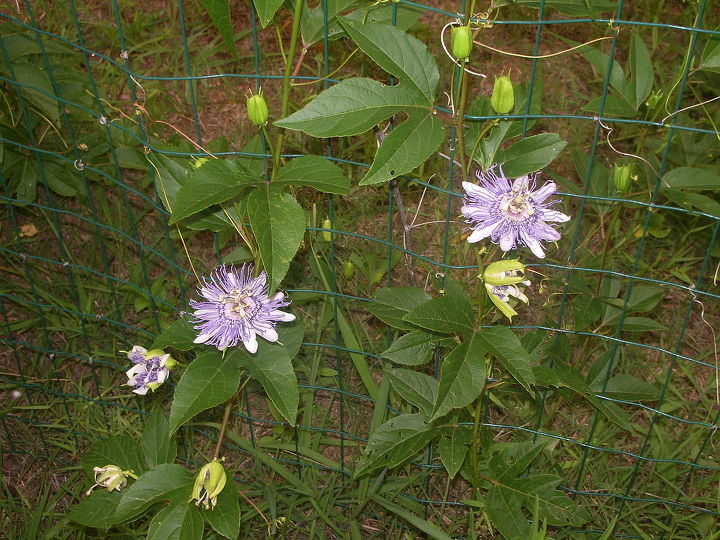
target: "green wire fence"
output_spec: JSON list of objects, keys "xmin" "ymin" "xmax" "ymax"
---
[{"xmin": 1, "ymin": 0, "xmax": 719, "ymax": 537}]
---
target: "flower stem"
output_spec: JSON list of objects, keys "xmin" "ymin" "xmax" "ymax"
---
[
  {"xmin": 454, "ymin": 63, "xmax": 470, "ymax": 182},
  {"xmin": 272, "ymin": 0, "xmax": 304, "ymax": 178},
  {"xmin": 470, "ymin": 395, "xmax": 483, "ymax": 499},
  {"xmin": 213, "ymin": 379, "xmax": 249, "ymax": 459},
  {"xmin": 465, "ymin": 120, "xmax": 497, "ymax": 176},
  {"xmin": 213, "ymin": 399, "xmax": 235, "ymax": 459},
  {"xmin": 261, "ymin": 124, "xmax": 276, "ymax": 163}
]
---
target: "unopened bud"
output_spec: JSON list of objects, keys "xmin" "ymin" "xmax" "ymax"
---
[
  {"xmin": 321, "ymin": 219, "xmax": 332, "ymax": 242},
  {"xmin": 342, "ymin": 261, "xmax": 355, "ymax": 279},
  {"xmin": 191, "ymin": 458, "xmax": 227, "ymax": 510},
  {"xmin": 246, "ymin": 92, "xmax": 269, "ymax": 126},
  {"xmin": 451, "ymin": 26, "xmax": 473, "ymax": 62},
  {"xmin": 490, "ymin": 76, "xmax": 514, "ymax": 114},
  {"xmin": 613, "ymin": 165, "xmax": 632, "ymax": 193}
]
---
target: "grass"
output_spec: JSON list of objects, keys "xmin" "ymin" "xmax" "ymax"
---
[{"xmin": 1, "ymin": 0, "xmax": 720, "ymax": 538}]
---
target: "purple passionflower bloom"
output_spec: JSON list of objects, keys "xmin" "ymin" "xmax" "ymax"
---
[
  {"xmin": 190, "ymin": 264, "xmax": 295, "ymax": 354},
  {"xmin": 125, "ymin": 350, "xmax": 172, "ymax": 395},
  {"xmin": 461, "ymin": 166, "xmax": 571, "ymax": 258}
]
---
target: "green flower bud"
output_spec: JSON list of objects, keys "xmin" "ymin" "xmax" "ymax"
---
[
  {"xmin": 342, "ymin": 261, "xmax": 355, "ymax": 279},
  {"xmin": 490, "ymin": 76, "xmax": 514, "ymax": 114},
  {"xmin": 191, "ymin": 458, "xmax": 227, "ymax": 510},
  {"xmin": 451, "ymin": 26, "xmax": 473, "ymax": 62},
  {"xmin": 321, "ymin": 219, "xmax": 332, "ymax": 242},
  {"xmin": 613, "ymin": 165, "xmax": 632, "ymax": 193},
  {"xmin": 86, "ymin": 464, "xmax": 137, "ymax": 495},
  {"xmin": 482, "ymin": 259, "xmax": 526, "ymax": 286},
  {"xmin": 246, "ymin": 92, "xmax": 269, "ymax": 126},
  {"xmin": 646, "ymin": 90, "xmax": 663, "ymax": 109}
]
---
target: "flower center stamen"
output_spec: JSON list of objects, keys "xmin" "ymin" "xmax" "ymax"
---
[
  {"xmin": 499, "ymin": 191, "xmax": 535, "ymax": 219},
  {"xmin": 221, "ymin": 289, "xmax": 259, "ymax": 321}
]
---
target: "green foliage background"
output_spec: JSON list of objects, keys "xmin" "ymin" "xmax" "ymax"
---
[{"xmin": 1, "ymin": 0, "xmax": 719, "ymax": 537}]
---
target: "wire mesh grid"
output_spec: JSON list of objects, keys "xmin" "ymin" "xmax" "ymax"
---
[{"xmin": 1, "ymin": 0, "xmax": 719, "ymax": 537}]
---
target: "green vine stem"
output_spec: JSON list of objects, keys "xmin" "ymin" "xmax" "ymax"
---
[
  {"xmin": 272, "ymin": 0, "xmax": 305, "ymax": 178},
  {"xmin": 465, "ymin": 119, "xmax": 498, "ymax": 176},
  {"xmin": 454, "ymin": 63, "xmax": 470, "ymax": 182}
]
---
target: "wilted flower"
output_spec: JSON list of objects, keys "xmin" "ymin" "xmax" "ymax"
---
[
  {"xmin": 482, "ymin": 258, "xmax": 526, "ymax": 286},
  {"xmin": 86, "ymin": 464, "xmax": 137, "ymax": 495},
  {"xmin": 486, "ymin": 281, "xmax": 531, "ymax": 321},
  {"xmin": 191, "ymin": 458, "xmax": 227, "ymax": 510},
  {"xmin": 190, "ymin": 264, "xmax": 295, "ymax": 354},
  {"xmin": 482, "ymin": 259, "xmax": 531, "ymax": 320},
  {"xmin": 462, "ymin": 167, "xmax": 570, "ymax": 258},
  {"xmin": 125, "ymin": 347, "xmax": 175, "ymax": 395}
]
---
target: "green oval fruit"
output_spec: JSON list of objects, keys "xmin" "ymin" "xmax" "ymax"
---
[
  {"xmin": 490, "ymin": 76, "xmax": 514, "ymax": 114},
  {"xmin": 246, "ymin": 93, "xmax": 269, "ymax": 126},
  {"xmin": 613, "ymin": 165, "xmax": 632, "ymax": 193},
  {"xmin": 321, "ymin": 219, "xmax": 332, "ymax": 242},
  {"xmin": 451, "ymin": 26, "xmax": 473, "ymax": 61}
]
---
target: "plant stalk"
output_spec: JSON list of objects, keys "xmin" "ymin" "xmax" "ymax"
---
[
  {"xmin": 272, "ymin": 0, "xmax": 304, "ymax": 178},
  {"xmin": 213, "ymin": 381, "xmax": 248, "ymax": 458},
  {"xmin": 465, "ymin": 120, "xmax": 497, "ymax": 176},
  {"xmin": 455, "ymin": 63, "xmax": 470, "ymax": 182}
]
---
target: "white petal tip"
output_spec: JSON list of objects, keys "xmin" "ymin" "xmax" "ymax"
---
[
  {"xmin": 466, "ymin": 230, "xmax": 485, "ymax": 243},
  {"xmin": 244, "ymin": 338, "xmax": 259, "ymax": 354},
  {"xmin": 193, "ymin": 333, "xmax": 211, "ymax": 344}
]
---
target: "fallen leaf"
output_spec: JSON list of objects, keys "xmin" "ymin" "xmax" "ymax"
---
[{"xmin": 19, "ymin": 224, "xmax": 39, "ymax": 237}]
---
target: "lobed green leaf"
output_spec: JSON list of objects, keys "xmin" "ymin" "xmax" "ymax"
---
[
  {"xmin": 403, "ymin": 293, "xmax": 474, "ymax": 335},
  {"xmin": 275, "ymin": 78, "xmax": 412, "ymax": 137},
  {"xmin": 431, "ymin": 335, "xmax": 486, "ymax": 421},
  {"xmin": 359, "ymin": 111, "xmax": 445, "ymax": 185},
  {"xmin": 367, "ymin": 287, "xmax": 432, "ymax": 330},
  {"xmin": 169, "ymin": 159, "xmax": 258, "ymax": 224},
  {"xmin": 496, "ymin": 133, "xmax": 567, "ymax": 177},
  {"xmin": 338, "ymin": 18, "xmax": 439, "ymax": 104},
  {"xmin": 473, "ymin": 326, "xmax": 535, "ymax": 395},
  {"xmin": 248, "ymin": 187, "xmax": 306, "ymax": 292},
  {"xmin": 276, "ymin": 155, "xmax": 350, "ymax": 194},
  {"xmin": 168, "ymin": 351, "xmax": 243, "ymax": 434},
  {"xmin": 237, "ymin": 340, "xmax": 299, "ymax": 425},
  {"xmin": 386, "ymin": 368, "xmax": 438, "ymax": 418},
  {"xmin": 355, "ymin": 414, "xmax": 434, "ymax": 477},
  {"xmin": 141, "ymin": 411, "xmax": 177, "ymax": 470}
]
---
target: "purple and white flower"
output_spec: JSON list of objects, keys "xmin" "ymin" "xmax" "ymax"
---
[
  {"xmin": 461, "ymin": 167, "xmax": 571, "ymax": 258},
  {"xmin": 190, "ymin": 264, "xmax": 296, "ymax": 354},
  {"xmin": 124, "ymin": 347, "xmax": 174, "ymax": 395}
]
